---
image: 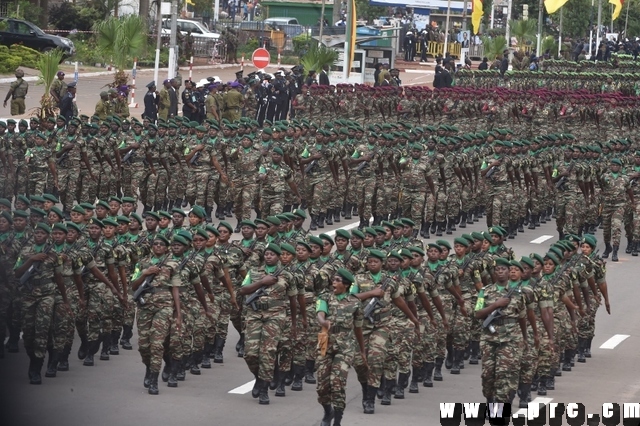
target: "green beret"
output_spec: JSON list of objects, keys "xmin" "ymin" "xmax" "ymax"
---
[
  {"xmin": 266, "ymin": 243, "xmax": 282, "ymax": 255},
  {"xmin": 52, "ymin": 223, "xmax": 68, "ymax": 233},
  {"xmin": 35, "ymin": 223, "xmax": 52, "ymax": 234},
  {"xmin": 266, "ymin": 216, "xmax": 281, "ymax": 226},
  {"xmin": 453, "ymin": 237, "xmax": 470, "ymax": 247},
  {"xmin": 549, "ymin": 246, "xmax": 564, "ymax": 259},
  {"xmin": 79, "ymin": 202, "xmax": 95, "ymax": 211},
  {"xmin": 191, "ymin": 227, "xmax": 208, "ymax": 240},
  {"xmin": 195, "ymin": 126, "xmax": 207, "ymax": 133},
  {"xmin": 172, "ymin": 235, "xmax": 190, "ymax": 246},
  {"xmin": 145, "ymin": 211, "xmax": 161, "ymax": 221},
  {"xmin": 276, "ymin": 214, "xmax": 291, "ymax": 223},
  {"xmin": 121, "ymin": 196, "xmax": 136, "ymax": 204},
  {"xmin": 0, "ymin": 198, "xmax": 11, "ymax": 209},
  {"xmin": 108, "ymin": 196, "xmax": 122, "ymax": 204},
  {"xmin": 158, "ymin": 211, "xmax": 172, "ymax": 219},
  {"xmin": 364, "ymin": 227, "xmax": 377, "ymax": 237},
  {"xmin": 283, "ymin": 213, "xmax": 297, "ymax": 221},
  {"xmin": 1, "ymin": 211, "xmax": 13, "ymax": 224},
  {"xmin": 564, "ymin": 234, "xmax": 581, "ymax": 244},
  {"xmin": 66, "ymin": 222, "xmax": 82, "ymax": 234},
  {"xmin": 381, "ymin": 220, "xmax": 396, "ymax": 229},
  {"xmin": 96, "ymin": 200, "xmax": 110, "ymax": 210},
  {"xmin": 309, "ymin": 236, "xmax": 324, "ymax": 247},
  {"xmin": 14, "ymin": 210, "xmax": 29, "ymax": 218},
  {"xmin": 205, "ymin": 225, "xmax": 220, "ymax": 236},
  {"xmin": 482, "ymin": 231, "xmax": 493, "ymax": 242},
  {"xmin": 154, "ymin": 235, "xmax": 170, "ymax": 246},
  {"xmin": 461, "ymin": 233, "xmax": 474, "ymax": 244},
  {"xmin": 318, "ymin": 234, "xmax": 335, "ymax": 245},
  {"xmin": 273, "ymin": 147, "xmax": 284, "ymax": 155},
  {"xmin": 409, "ymin": 246, "xmax": 425, "ymax": 256},
  {"xmin": 611, "ymin": 158, "xmax": 622, "ymax": 166},
  {"xmin": 88, "ymin": 218, "xmax": 104, "ymax": 228},
  {"xmin": 336, "ymin": 268, "xmax": 355, "ymax": 284},
  {"xmin": 399, "ymin": 248, "xmax": 412, "ymax": 259},
  {"xmin": 520, "ymin": 256, "xmax": 535, "ymax": 270},
  {"xmin": 545, "ymin": 252, "xmax": 561, "ymax": 266},
  {"xmin": 351, "ymin": 229, "xmax": 365, "ymax": 239},
  {"xmin": 335, "ymin": 229, "xmax": 351, "ymax": 240},
  {"xmin": 49, "ymin": 206, "xmax": 64, "ymax": 218},
  {"xmin": 373, "ymin": 226, "xmax": 386, "ymax": 234},
  {"xmin": 530, "ymin": 253, "xmax": 545, "ymax": 265},
  {"xmin": 436, "ymin": 239, "xmax": 452, "ymax": 250},
  {"xmin": 400, "ymin": 218, "xmax": 416, "ymax": 227},
  {"xmin": 581, "ymin": 234, "xmax": 597, "ymax": 248},
  {"xmin": 30, "ymin": 195, "xmax": 46, "ymax": 203},
  {"xmin": 30, "ymin": 207, "xmax": 47, "ymax": 217},
  {"xmin": 367, "ymin": 249, "xmax": 386, "ymax": 261},
  {"xmin": 102, "ymin": 218, "xmax": 118, "ymax": 227},
  {"xmin": 190, "ymin": 206, "xmax": 206, "ymax": 219},
  {"xmin": 509, "ymin": 260, "xmax": 524, "ymax": 271},
  {"xmin": 217, "ymin": 221, "xmax": 233, "ymax": 233},
  {"xmin": 43, "ymin": 194, "xmax": 59, "ymax": 203},
  {"xmin": 388, "ymin": 250, "xmax": 404, "ymax": 261},
  {"xmin": 293, "ymin": 209, "xmax": 307, "ymax": 219},
  {"xmin": 116, "ymin": 215, "xmax": 130, "ymax": 224},
  {"xmin": 176, "ymin": 229, "xmax": 193, "ymax": 242},
  {"xmin": 494, "ymin": 257, "xmax": 511, "ymax": 268},
  {"xmin": 488, "ymin": 226, "xmax": 506, "ymax": 237},
  {"xmin": 130, "ymin": 213, "xmax": 143, "ymax": 225},
  {"xmin": 171, "ymin": 208, "xmax": 187, "ymax": 217},
  {"xmin": 71, "ymin": 205, "xmax": 86, "ymax": 215},
  {"xmin": 254, "ymin": 219, "xmax": 270, "ymax": 228},
  {"xmin": 240, "ymin": 220, "xmax": 257, "ymax": 229},
  {"xmin": 280, "ymin": 243, "xmax": 296, "ymax": 255},
  {"xmin": 262, "ymin": 128, "xmax": 273, "ymax": 135},
  {"xmin": 297, "ymin": 241, "xmax": 312, "ymax": 252},
  {"xmin": 17, "ymin": 195, "xmax": 30, "ymax": 206}
]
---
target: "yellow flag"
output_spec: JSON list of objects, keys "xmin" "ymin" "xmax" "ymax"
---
[
  {"xmin": 610, "ymin": 0, "xmax": 623, "ymax": 20},
  {"xmin": 471, "ymin": 0, "xmax": 483, "ymax": 34},
  {"xmin": 347, "ymin": 0, "xmax": 357, "ymax": 77},
  {"xmin": 544, "ymin": 0, "xmax": 569, "ymax": 14}
]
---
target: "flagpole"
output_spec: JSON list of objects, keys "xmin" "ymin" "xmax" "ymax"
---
[
  {"xmin": 596, "ymin": 0, "xmax": 602, "ymax": 60},
  {"xmin": 625, "ymin": 0, "xmax": 630, "ymax": 35},
  {"xmin": 558, "ymin": 7, "xmax": 563, "ymax": 57},
  {"xmin": 443, "ymin": 0, "xmax": 452, "ymax": 56},
  {"xmin": 343, "ymin": 0, "xmax": 353, "ymax": 81},
  {"xmin": 536, "ymin": 0, "xmax": 543, "ymax": 55},
  {"xmin": 588, "ymin": 0, "xmax": 595, "ymax": 58}
]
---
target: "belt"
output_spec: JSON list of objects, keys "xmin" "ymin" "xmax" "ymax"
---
[
  {"xmin": 371, "ymin": 310, "xmax": 392, "ymax": 323},
  {"xmin": 330, "ymin": 325, "xmax": 352, "ymax": 333},
  {"xmin": 253, "ymin": 300, "xmax": 285, "ymax": 311},
  {"xmin": 493, "ymin": 318, "xmax": 517, "ymax": 326},
  {"xmin": 12, "ymin": 96, "xmax": 25, "ymax": 100},
  {"xmin": 29, "ymin": 278, "xmax": 53, "ymax": 287}
]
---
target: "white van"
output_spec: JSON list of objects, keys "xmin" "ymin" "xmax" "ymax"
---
[{"xmin": 161, "ymin": 19, "xmax": 220, "ymax": 39}]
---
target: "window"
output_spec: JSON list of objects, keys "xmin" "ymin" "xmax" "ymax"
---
[{"xmin": 14, "ymin": 21, "xmax": 32, "ymax": 35}]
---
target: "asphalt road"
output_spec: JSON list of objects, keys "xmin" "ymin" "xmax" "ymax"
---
[
  {"xmin": 1, "ymin": 215, "xmax": 639, "ymax": 426},
  {"xmin": 0, "ymin": 64, "xmax": 434, "ymax": 121}
]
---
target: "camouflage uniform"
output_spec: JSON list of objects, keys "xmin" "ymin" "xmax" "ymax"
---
[
  {"xmin": 231, "ymin": 145, "xmax": 262, "ymax": 221},
  {"xmin": 259, "ymin": 160, "xmax": 294, "ymax": 217},
  {"xmin": 601, "ymin": 169, "xmax": 630, "ymax": 248},
  {"xmin": 55, "ymin": 132, "xmax": 82, "ymax": 212}
]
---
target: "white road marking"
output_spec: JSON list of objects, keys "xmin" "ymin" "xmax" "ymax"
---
[
  {"xmin": 513, "ymin": 397, "xmax": 553, "ymax": 418},
  {"xmin": 599, "ymin": 334, "xmax": 630, "ymax": 349},
  {"xmin": 228, "ymin": 380, "xmax": 255, "ymax": 394},
  {"xmin": 530, "ymin": 235, "xmax": 554, "ymax": 244}
]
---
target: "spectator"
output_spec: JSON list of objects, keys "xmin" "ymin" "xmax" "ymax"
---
[
  {"xmin": 500, "ymin": 49, "xmax": 509, "ymax": 75},
  {"xmin": 478, "ymin": 57, "xmax": 489, "ymax": 70}
]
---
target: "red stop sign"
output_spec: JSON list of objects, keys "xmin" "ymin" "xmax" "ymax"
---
[{"xmin": 252, "ymin": 48, "xmax": 270, "ymax": 69}]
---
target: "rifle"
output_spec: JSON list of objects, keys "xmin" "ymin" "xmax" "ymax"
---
[
  {"xmin": 355, "ymin": 147, "xmax": 378, "ymax": 173},
  {"xmin": 485, "ymin": 165, "xmax": 498, "ymax": 179},
  {"xmin": 133, "ymin": 254, "xmax": 170, "ymax": 306},
  {"xmin": 244, "ymin": 265, "xmax": 285, "ymax": 311},
  {"xmin": 56, "ymin": 149, "xmax": 70, "ymax": 165},
  {"xmin": 81, "ymin": 240, "xmax": 102, "ymax": 279},
  {"xmin": 363, "ymin": 275, "xmax": 395, "ymax": 324},
  {"xmin": 482, "ymin": 282, "xmax": 520, "ymax": 333},
  {"xmin": 555, "ymin": 162, "xmax": 575, "ymax": 190},
  {"xmin": 190, "ymin": 151, "xmax": 202, "ymax": 166},
  {"xmin": 178, "ymin": 248, "xmax": 202, "ymax": 270},
  {"xmin": 122, "ymin": 148, "xmax": 136, "ymax": 164},
  {"xmin": 19, "ymin": 243, "xmax": 54, "ymax": 291}
]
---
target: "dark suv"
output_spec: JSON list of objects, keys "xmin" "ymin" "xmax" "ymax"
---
[{"xmin": 0, "ymin": 18, "xmax": 75, "ymax": 57}]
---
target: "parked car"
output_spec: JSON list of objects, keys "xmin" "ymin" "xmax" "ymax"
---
[
  {"xmin": 262, "ymin": 17, "xmax": 305, "ymax": 38},
  {"xmin": 0, "ymin": 18, "xmax": 75, "ymax": 57},
  {"xmin": 161, "ymin": 19, "xmax": 220, "ymax": 39}
]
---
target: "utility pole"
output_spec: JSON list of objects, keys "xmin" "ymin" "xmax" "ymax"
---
[
  {"xmin": 168, "ymin": 0, "xmax": 178, "ymax": 79},
  {"xmin": 596, "ymin": 0, "xmax": 602, "ymax": 60},
  {"xmin": 558, "ymin": 6, "xmax": 563, "ymax": 57},
  {"xmin": 505, "ymin": 0, "xmax": 513, "ymax": 49},
  {"xmin": 625, "ymin": 0, "xmax": 630, "ymax": 35},
  {"xmin": 443, "ymin": 0, "xmax": 452, "ymax": 55},
  {"xmin": 462, "ymin": 0, "xmax": 468, "ymax": 30},
  {"xmin": 319, "ymin": 0, "xmax": 326, "ymax": 41},
  {"xmin": 536, "ymin": 0, "xmax": 543, "ymax": 55},
  {"xmin": 154, "ymin": 1, "xmax": 164, "ymax": 87}
]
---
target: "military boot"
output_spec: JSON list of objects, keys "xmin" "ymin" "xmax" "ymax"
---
[
  {"xmin": 423, "ymin": 361, "xmax": 435, "ymax": 387},
  {"xmin": 445, "ymin": 345, "xmax": 454, "ymax": 369},
  {"xmin": 304, "ymin": 359, "xmax": 316, "ymax": 384},
  {"xmin": 612, "ymin": 245, "xmax": 619, "ymax": 262},
  {"xmin": 283, "ymin": 369, "xmax": 293, "ymax": 386},
  {"xmin": 334, "ymin": 208, "xmax": 341, "ymax": 223},
  {"xmin": 325, "ymin": 210, "xmax": 333, "ymax": 226},
  {"xmin": 445, "ymin": 219, "xmax": 453, "ymax": 235},
  {"xmin": 562, "ymin": 349, "xmax": 573, "ymax": 371},
  {"xmin": 45, "ymin": 350, "xmax": 60, "ymax": 378},
  {"xmin": 252, "ymin": 377, "xmax": 262, "ymax": 398},
  {"xmin": 344, "ymin": 203, "xmax": 352, "ymax": 220},
  {"xmin": 518, "ymin": 383, "xmax": 531, "ymax": 408},
  {"xmin": 409, "ymin": 366, "xmax": 421, "ymax": 393},
  {"xmin": 201, "ymin": 343, "xmax": 212, "ymax": 368},
  {"xmin": 318, "ymin": 213, "xmax": 325, "ymax": 228},
  {"xmin": 213, "ymin": 336, "xmax": 225, "ymax": 364},
  {"xmin": 377, "ymin": 376, "xmax": 385, "ymax": 399},
  {"xmin": 450, "ymin": 214, "xmax": 458, "ymax": 231},
  {"xmin": 120, "ymin": 325, "xmax": 133, "ymax": 350},
  {"xmin": 393, "ymin": 373, "xmax": 409, "ymax": 399},
  {"xmin": 632, "ymin": 241, "xmax": 639, "ymax": 257},
  {"xmin": 436, "ymin": 221, "xmax": 445, "ymax": 237},
  {"xmin": 603, "ymin": 242, "xmax": 613, "ymax": 258},
  {"xmin": 469, "ymin": 341, "xmax": 480, "ymax": 365},
  {"xmin": 148, "ymin": 372, "xmax": 160, "ymax": 395},
  {"xmin": 99, "ymin": 333, "xmax": 111, "ymax": 361},
  {"xmin": 57, "ymin": 344, "xmax": 71, "ymax": 371},
  {"xmin": 364, "ymin": 385, "xmax": 377, "ymax": 414},
  {"xmin": 459, "ymin": 212, "xmax": 467, "ymax": 228},
  {"xmin": 626, "ymin": 238, "xmax": 633, "ymax": 254},
  {"xmin": 291, "ymin": 364, "xmax": 304, "ymax": 391},
  {"xmin": 528, "ymin": 215, "xmax": 537, "ymax": 229},
  {"xmin": 258, "ymin": 381, "xmax": 270, "ymax": 405},
  {"xmin": 161, "ymin": 354, "xmax": 172, "ymax": 382},
  {"xmin": 110, "ymin": 330, "xmax": 120, "ymax": 355},
  {"xmin": 585, "ymin": 338, "xmax": 592, "ymax": 358},
  {"xmin": 421, "ymin": 221, "xmax": 430, "ymax": 239},
  {"xmin": 190, "ymin": 351, "xmax": 203, "ymax": 375},
  {"xmin": 333, "ymin": 409, "xmax": 344, "ymax": 426},
  {"xmin": 531, "ymin": 376, "xmax": 538, "ymax": 392},
  {"xmin": 29, "ymin": 355, "xmax": 44, "ymax": 385},
  {"xmin": 537, "ymin": 376, "xmax": 548, "ymax": 396},
  {"xmin": 433, "ymin": 357, "xmax": 444, "ymax": 381},
  {"xmin": 360, "ymin": 382, "xmax": 368, "ymax": 409},
  {"xmin": 577, "ymin": 338, "xmax": 586, "ymax": 363},
  {"xmin": 168, "ymin": 358, "xmax": 179, "ymax": 388},
  {"xmin": 270, "ymin": 365, "xmax": 279, "ymax": 390},
  {"xmin": 310, "ymin": 215, "xmax": 318, "ymax": 231},
  {"xmin": 381, "ymin": 378, "xmax": 395, "ymax": 405},
  {"xmin": 320, "ymin": 404, "xmax": 334, "ymax": 426},
  {"xmin": 546, "ymin": 370, "xmax": 555, "ymax": 390},
  {"xmin": 275, "ymin": 371, "xmax": 287, "ymax": 397},
  {"xmin": 236, "ymin": 333, "xmax": 245, "ymax": 358},
  {"xmin": 83, "ymin": 340, "xmax": 100, "ymax": 366},
  {"xmin": 450, "ymin": 350, "xmax": 462, "ymax": 374},
  {"xmin": 143, "ymin": 365, "xmax": 152, "ymax": 388},
  {"xmin": 430, "ymin": 221, "xmax": 437, "ymax": 234},
  {"xmin": 6, "ymin": 325, "xmax": 20, "ymax": 353}
]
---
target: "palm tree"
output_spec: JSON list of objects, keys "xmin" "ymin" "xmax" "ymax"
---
[
  {"xmin": 509, "ymin": 19, "xmax": 537, "ymax": 52},
  {"xmin": 481, "ymin": 36, "xmax": 507, "ymax": 61},
  {"xmin": 35, "ymin": 49, "xmax": 64, "ymax": 118},
  {"xmin": 299, "ymin": 43, "xmax": 338, "ymax": 78},
  {"xmin": 94, "ymin": 15, "xmax": 146, "ymax": 87}
]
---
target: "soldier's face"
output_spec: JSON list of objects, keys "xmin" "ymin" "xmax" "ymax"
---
[
  {"xmin": 580, "ymin": 243, "xmax": 592, "ymax": 256},
  {"xmin": 495, "ymin": 265, "xmax": 509, "ymax": 281},
  {"xmin": 439, "ymin": 248, "xmax": 449, "ymax": 260},
  {"xmin": 387, "ymin": 257, "xmax": 401, "ymax": 270},
  {"xmin": 43, "ymin": 201, "xmax": 54, "ymax": 211},
  {"xmin": 14, "ymin": 217, "xmax": 27, "ymax": 231},
  {"xmin": 375, "ymin": 233, "xmax": 385, "ymax": 245},
  {"xmin": 159, "ymin": 217, "xmax": 171, "ymax": 228},
  {"xmin": 67, "ymin": 229, "xmax": 80, "ymax": 244},
  {"xmin": 133, "ymin": 125, "xmax": 143, "ymax": 134},
  {"xmin": 217, "ymin": 227, "xmax": 231, "ymax": 242},
  {"xmin": 52, "ymin": 229, "xmax": 67, "ymax": 244},
  {"xmin": 264, "ymin": 250, "xmax": 280, "ymax": 265},
  {"xmin": 0, "ymin": 217, "xmax": 9, "ymax": 232},
  {"xmin": 129, "ymin": 220, "xmax": 140, "ymax": 232},
  {"xmin": 193, "ymin": 235, "xmax": 207, "ymax": 250},
  {"xmin": 296, "ymin": 245, "xmax": 310, "ymax": 261},
  {"xmin": 454, "ymin": 243, "xmax": 466, "ymax": 257},
  {"xmin": 271, "ymin": 152, "xmax": 282, "ymax": 163},
  {"xmin": 188, "ymin": 213, "xmax": 202, "ymax": 227},
  {"xmin": 48, "ymin": 212, "xmax": 62, "ymax": 224},
  {"xmin": 542, "ymin": 259, "xmax": 556, "ymax": 274},
  {"xmin": 255, "ymin": 224, "xmax": 268, "ymax": 239},
  {"xmin": 611, "ymin": 164, "xmax": 621, "ymax": 173},
  {"xmin": 364, "ymin": 234, "xmax": 375, "ymax": 246},
  {"xmin": 206, "ymin": 232, "xmax": 218, "ymax": 247},
  {"xmin": 122, "ymin": 203, "xmax": 134, "ymax": 215},
  {"xmin": 171, "ymin": 243, "xmax": 187, "ymax": 256},
  {"xmin": 240, "ymin": 226, "xmax": 254, "ymax": 239},
  {"xmin": 34, "ymin": 229, "xmax": 49, "ymax": 244},
  {"xmin": 350, "ymin": 236, "xmax": 362, "ymax": 249},
  {"xmin": 117, "ymin": 223, "xmax": 128, "ymax": 234},
  {"xmin": 152, "ymin": 240, "xmax": 168, "ymax": 256},
  {"xmin": 392, "ymin": 227, "xmax": 403, "ymax": 239},
  {"xmin": 71, "ymin": 212, "xmax": 84, "ymax": 224},
  {"xmin": 335, "ymin": 236, "xmax": 348, "ymax": 251},
  {"xmin": 332, "ymin": 276, "xmax": 348, "ymax": 295},
  {"xmin": 322, "ymin": 241, "xmax": 332, "ymax": 256},
  {"xmin": 509, "ymin": 266, "xmax": 522, "ymax": 281},
  {"xmin": 411, "ymin": 253, "xmax": 423, "ymax": 267},
  {"xmin": 490, "ymin": 234, "xmax": 501, "ymax": 245},
  {"xmin": 103, "ymin": 225, "xmax": 116, "ymax": 239},
  {"xmin": 109, "ymin": 203, "xmax": 120, "ymax": 216},
  {"xmin": 366, "ymin": 257, "xmax": 382, "ymax": 273},
  {"xmin": 521, "ymin": 264, "xmax": 532, "ymax": 280}
]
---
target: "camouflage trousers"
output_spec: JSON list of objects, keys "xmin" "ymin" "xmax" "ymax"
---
[
  {"xmin": 423, "ymin": 186, "xmax": 438, "ymax": 223},
  {"xmin": 10, "ymin": 163, "xmax": 28, "ymax": 198},
  {"xmin": 234, "ymin": 182, "xmax": 258, "ymax": 221},
  {"xmin": 261, "ymin": 192, "xmax": 285, "ymax": 217},
  {"xmin": 563, "ymin": 192, "xmax": 585, "ymax": 236},
  {"xmin": 375, "ymin": 175, "xmax": 397, "ymax": 217},
  {"xmin": 51, "ymin": 290, "xmax": 74, "ymax": 352},
  {"xmin": 480, "ymin": 338, "xmax": 523, "ymax": 403},
  {"xmin": 98, "ymin": 163, "xmax": 116, "ymax": 201},
  {"xmin": 21, "ymin": 289, "xmax": 55, "ymax": 359},
  {"xmin": 212, "ymin": 288, "xmax": 231, "ymax": 341},
  {"xmin": 28, "ymin": 167, "xmax": 48, "ymax": 197},
  {"xmin": 85, "ymin": 281, "xmax": 114, "ymax": 341},
  {"xmin": 401, "ymin": 189, "xmax": 426, "ymax": 226},
  {"xmin": 602, "ymin": 202, "xmax": 626, "ymax": 246},
  {"xmin": 187, "ymin": 168, "xmax": 209, "ymax": 206},
  {"xmin": 205, "ymin": 171, "xmax": 220, "ymax": 209},
  {"xmin": 244, "ymin": 309, "xmax": 285, "ymax": 382},
  {"xmin": 276, "ymin": 310, "xmax": 294, "ymax": 373},
  {"xmin": 285, "ymin": 171, "xmax": 303, "ymax": 207},
  {"xmin": 168, "ymin": 296, "xmax": 192, "ymax": 359},
  {"xmin": 137, "ymin": 300, "xmax": 173, "ymax": 373},
  {"xmin": 316, "ymin": 336, "xmax": 355, "ymax": 411},
  {"xmin": 452, "ymin": 297, "xmax": 473, "ymax": 351},
  {"xmin": 555, "ymin": 191, "xmax": 569, "ymax": 234},
  {"xmin": 146, "ymin": 169, "xmax": 168, "ymax": 208},
  {"xmin": 230, "ymin": 289, "xmax": 244, "ymax": 335},
  {"xmin": 435, "ymin": 184, "xmax": 460, "ymax": 223},
  {"xmin": 519, "ymin": 328, "xmax": 538, "ymax": 384},
  {"xmin": 293, "ymin": 299, "xmax": 320, "ymax": 365},
  {"xmin": 67, "ymin": 282, "xmax": 87, "ymax": 343},
  {"xmin": 411, "ymin": 311, "xmax": 438, "ymax": 368},
  {"xmin": 309, "ymin": 175, "xmax": 332, "ymax": 216},
  {"xmin": 354, "ymin": 321, "xmax": 391, "ymax": 388},
  {"xmin": 384, "ymin": 316, "xmax": 415, "ymax": 378},
  {"xmin": 122, "ymin": 165, "xmax": 150, "ymax": 201},
  {"xmin": 58, "ymin": 166, "xmax": 80, "ymax": 212},
  {"xmin": 330, "ymin": 177, "xmax": 347, "ymax": 211},
  {"xmin": 167, "ymin": 163, "xmax": 186, "ymax": 202},
  {"xmin": 354, "ymin": 175, "xmax": 375, "ymax": 222},
  {"xmin": 578, "ymin": 291, "xmax": 599, "ymax": 340},
  {"xmin": 487, "ymin": 185, "xmax": 512, "ymax": 227},
  {"xmin": 78, "ymin": 168, "xmax": 98, "ymax": 204},
  {"xmin": 0, "ymin": 273, "xmax": 16, "ymax": 340},
  {"xmin": 586, "ymin": 190, "xmax": 602, "ymax": 226},
  {"xmin": 460, "ymin": 184, "xmax": 474, "ymax": 214},
  {"xmin": 511, "ymin": 186, "xmax": 528, "ymax": 223},
  {"xmin": 535, "ymin": 321, "xmax": 554, "ymax": 379}
]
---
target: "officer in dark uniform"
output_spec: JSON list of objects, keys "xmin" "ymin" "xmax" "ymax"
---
[
  {"xmin": 59, "ymin": 82, "xmax": 77, "ymax": 122},
  {"xmin": 182, "ymin": 80, "xmax": 197, "ymax": 121},
  {"xmin": 143, "ymin": 81, "xmax": 158, "ymax": 123},
  {"xmin": 273, "ymin": 70, "xmax": 288, "ymax": 121}
]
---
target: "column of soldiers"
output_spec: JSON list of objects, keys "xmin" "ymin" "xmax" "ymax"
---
[{"xmin": 0, "ymin": 189, "xmax": 613, "ymax": 423}]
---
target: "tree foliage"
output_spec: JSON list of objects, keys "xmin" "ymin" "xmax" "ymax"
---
[
  {"xmin": 355, "ymin": 0, "xmax": 386, "ymax": 24},
  {"xmin": 35, "ymin": 49, "xmax": 64, "ymax": 119},
  {"xmin": 510, "ymin": 19, "xmax": 537, "ymax": 50},
  {"xmin": 94, "ymin": 15, "xmax": 147, "ymax": 71},
  {"xmin": 49, "ymin": 2, "xmax": 106, "ymax": 32},
  {"xmin": 299, "ymin": 43, "xmax": 338, "ymax": 78},
  {"xmin": 481, "ymin": 35, "xmax": 507, "ymax": 60}
]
